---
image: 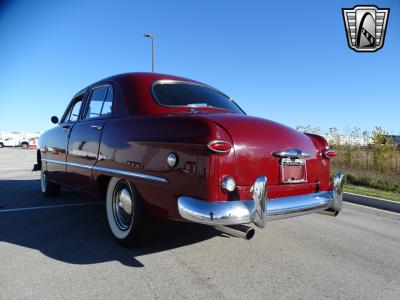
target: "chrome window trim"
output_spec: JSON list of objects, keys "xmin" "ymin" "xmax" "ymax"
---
[
  {"xmin": 150, "ymin": 79, "xmax": 245, "ymax": 114},
  {"xmin": 41, "ymin": 159, "xmax": 168, "ymax": 183}
]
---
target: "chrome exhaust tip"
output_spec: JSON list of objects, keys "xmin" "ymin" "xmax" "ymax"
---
[
  {"xmin": 319, "ymin": 208, "xmax": 340, "ymax": 217},
  {"xmin": 214, "ymin": 224, "xmax": 255, "ymax": 240}
]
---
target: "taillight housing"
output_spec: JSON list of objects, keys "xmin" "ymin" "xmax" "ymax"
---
[
  {"xmin": 207, "ymin": 140, "xmax": 232, "ymax": 153},
  {"xmin": 324, "ymin": 150, "xmax": 336, "ymax": 159}
]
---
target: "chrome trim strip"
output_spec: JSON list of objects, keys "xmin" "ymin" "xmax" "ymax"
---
[
  {"xmin": 93, "ymin": 166, "xmax": 168, "ymax": 183},
  {"xmin": 67, "ymin": 161, "xmax": 94, "ymax": 170},
  {"xmin": 178, "ymin": 173, "xmax": 344, "ymax": 227},
  {"xmin": 42, "ymin": 159, "xmax": 66, "ymax": 165},
  {"xmin": 41, "ymin": 159, "xmax": 168, "ymax": 183},
  {"xmin": 272, "ymin": 149, "xmax": 311, "ymax": 159}
]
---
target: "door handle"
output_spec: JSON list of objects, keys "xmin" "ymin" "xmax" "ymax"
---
[
  {"xmin": 62, "ymin": 125, "xmax": 71, "ymax": 131},
  {"xmin": 91, "ymin": 125, "xmax": 103, "ymax": 130}
]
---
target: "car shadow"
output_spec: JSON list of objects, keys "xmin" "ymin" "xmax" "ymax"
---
[{"xmin": 0, "ymin": 179, "xmax": 225, "ymax": 267}]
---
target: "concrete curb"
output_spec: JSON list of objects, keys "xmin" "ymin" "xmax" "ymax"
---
[
  {"xmin": 343, "ymin": 192, "xmax": 400, "ymax": 214},
  {"xmin": 344, "ymin": 202, "xmax": 400, "ymax": 221}
]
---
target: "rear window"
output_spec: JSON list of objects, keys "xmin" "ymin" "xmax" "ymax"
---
[{"xmin": 152, "ymin": 81, "xmax": 244, "ymax": 114}]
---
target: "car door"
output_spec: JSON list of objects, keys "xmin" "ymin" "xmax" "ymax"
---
[
  {"xmin": 45, "ymin": 93, "xmax": 85, "ymax": 185},
  {"xmin": 66, "ymin": 85, "xmax": 113, "ymax": 192}
]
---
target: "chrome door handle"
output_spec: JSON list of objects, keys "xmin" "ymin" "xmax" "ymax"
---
[{"xmin": 91, "ymin": 125, "xmax": 103, "ymax": 130}]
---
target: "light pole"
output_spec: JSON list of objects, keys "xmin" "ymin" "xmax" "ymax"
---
[{"xmin": 143, "ymin": 34, "xmax": 155, "ymax": 72}]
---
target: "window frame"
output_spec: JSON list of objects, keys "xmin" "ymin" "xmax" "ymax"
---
[{"xmin": 81, "ymin": 84, "xmax": 114, "ymax": 121}]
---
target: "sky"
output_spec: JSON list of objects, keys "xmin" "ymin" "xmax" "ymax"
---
[{"xmin": 0, "ymin": 0, "xmax": 399, "ymax": 135}]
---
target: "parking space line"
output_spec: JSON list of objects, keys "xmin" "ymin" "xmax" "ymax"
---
[{"xmin": 0, "ymin": 202, "xmax": 104, "ymax": 213}]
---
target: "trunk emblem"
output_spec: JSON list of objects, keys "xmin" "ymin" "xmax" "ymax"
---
[{"xmin": 272, "ymin": 149, "xmax": 311, "ymax": 159}]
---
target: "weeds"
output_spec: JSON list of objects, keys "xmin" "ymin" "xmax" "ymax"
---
[{"xmin": 298, "ymin": 125, "xmax": 400, "ymax": 194}]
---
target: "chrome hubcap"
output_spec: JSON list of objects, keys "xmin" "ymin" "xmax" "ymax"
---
[{"xmin": 112, "ymin": 181, "xmax": 133, "ymax": 231}]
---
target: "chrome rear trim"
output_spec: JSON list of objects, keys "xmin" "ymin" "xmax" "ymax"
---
[
  {"xmin": 41, "ymin": 159, "xmax": 168, "ymax": 183},
  {"xmin": 272, "ymin": 149, "xmax": 311, "ymax": 159},
  {"xmin": 178, "ymin": 173, "xmax": 344, "ymax": 227}
]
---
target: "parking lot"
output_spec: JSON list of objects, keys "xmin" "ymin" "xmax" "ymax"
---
[{"xmin": 1, "ymin": 148, "xmax": 400, "ymax": 299}]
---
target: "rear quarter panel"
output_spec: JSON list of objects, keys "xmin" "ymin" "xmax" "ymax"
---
[{"xmin": 95, "ymin": 115, "xmax": 221, "ymax": 219}]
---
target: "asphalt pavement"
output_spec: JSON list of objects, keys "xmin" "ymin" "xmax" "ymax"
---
[{"xmin": 1, "ymin": 148, "xmax": 400, "ymax": 299}]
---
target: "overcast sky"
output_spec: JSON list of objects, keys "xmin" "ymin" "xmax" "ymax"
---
[{"xmin": 0, "ymin": 0, "xmax": 398, "ymax": 135}]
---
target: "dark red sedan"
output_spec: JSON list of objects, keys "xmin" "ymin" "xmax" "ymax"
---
[{"xmin": 36, "ymin": 72, "xmax": 343, "ymax": 245}]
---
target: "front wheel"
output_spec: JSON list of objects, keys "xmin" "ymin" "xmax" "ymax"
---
[
  {"xmin": 41, "ymin": 170, "xmax": 60, "ymax": 197},
  {"xmin": 21, "ymin": 142, "xmax": 29, "ymax": 149},
  {"xmin": 0, "ymin": 143, "xmax": 3, "ymax": 148},
  {"xmin": 106, "ymin": 178, "xmax": 150, "ymax": 246}
]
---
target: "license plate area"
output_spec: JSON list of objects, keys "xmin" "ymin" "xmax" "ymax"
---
[{"xmin": 281, "ymin": 157, "xmax": 307, "ymax": 184}]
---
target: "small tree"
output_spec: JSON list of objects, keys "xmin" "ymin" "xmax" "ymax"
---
[{"xmin": 371, "ymin": 127, "xmax": 394, "ymax": 173}]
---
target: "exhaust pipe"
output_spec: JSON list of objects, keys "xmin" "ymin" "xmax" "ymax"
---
[
  {"xmin": 214, "ymin": 224, "xmax": 255, "ymax": 240},
  {"xmin": 319, "ymin": 208, "xmax": 340, "ymax": 217}
]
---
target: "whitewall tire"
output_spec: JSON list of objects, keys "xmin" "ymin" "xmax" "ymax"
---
[
  {"xmin": 40, "ymin": 169, "xmax": 60, "ymax": 197},
  {"xmin": 106, "ymin": 177, "xmax": 149, "ymax": 246}
]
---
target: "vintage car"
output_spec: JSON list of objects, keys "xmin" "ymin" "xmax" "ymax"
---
[{"xmin": 36, "ymin": 72, "xmax": 343, "ymax": 245}]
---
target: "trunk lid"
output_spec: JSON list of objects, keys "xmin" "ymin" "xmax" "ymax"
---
[{"xmin": 201, "ymin": 113, "xmax": 321, "ymax": 186}]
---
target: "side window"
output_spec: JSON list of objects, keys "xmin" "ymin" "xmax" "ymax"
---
[
  {"xmin": 84, "ymin": 86, "xmax": 113, "ymax": 119},
  {"xmin": 68, "ymin": 100, "xmax": 83, "ymax": 122},
  {"xmin": 62, "ymin": 94, "xmax": 84, "ymax": 123},
  {"xmin": 101, "ymin": 88, "xmax": 113, "ymax": 115}
]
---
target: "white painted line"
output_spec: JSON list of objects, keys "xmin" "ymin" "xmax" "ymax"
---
[
  {"xmin": 344, "ymin": 192, "xmax": 400, "ymax": 204},
  {"xmin": 0, "ymin": 202, "xmax": 104, "ymax": 213},
  {"xmin": 344, "ymin": 202, "xmax": 400, "ymax": 217}
]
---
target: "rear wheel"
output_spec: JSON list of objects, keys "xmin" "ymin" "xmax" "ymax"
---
[
  {"xmin": 41, "ymin": 169, "xmax": 60, "ymax": 197},
  {"xmin": 21, "ymin": 142, "xmax": 29, "ymax": 149},
  {"xmin": 106, "ymin": 177, "xmax": 150, "ymax": 246},
  {"xmin": 0, "ymin": 143, "xmax": 3, "ymax": 148}
]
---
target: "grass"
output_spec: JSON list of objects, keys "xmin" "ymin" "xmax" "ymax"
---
[{"xmin": 344, "ymin": 184, "xmax": 400, "ymax": 202}]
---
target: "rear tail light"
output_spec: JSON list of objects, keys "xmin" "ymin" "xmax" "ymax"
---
[
  {"xmin": 207, "ymin": 140, "xmax": 232, "ymax": 153},
  {"xmin": 323, "ymin": 150, "xmax": 336, "ymax": 159}
]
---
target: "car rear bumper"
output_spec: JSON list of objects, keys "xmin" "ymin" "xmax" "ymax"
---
[{"xmin": 178, "ymin": 173, "xmax": 344, "ymax": 228}]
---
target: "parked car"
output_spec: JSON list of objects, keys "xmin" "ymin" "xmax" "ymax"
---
[{"xmin": 35, "ymin": 73, "xmax": 343, "ymax": 245}]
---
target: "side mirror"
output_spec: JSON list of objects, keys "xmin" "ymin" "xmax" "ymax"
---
[{"xmin": 51, "ymin": 116, "xmax": 59, "ymax": 124}]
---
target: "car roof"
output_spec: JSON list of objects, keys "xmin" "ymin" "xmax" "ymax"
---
[{"xmin": 87, "ymin": 72, "xmax": 225, "ymax": 117}]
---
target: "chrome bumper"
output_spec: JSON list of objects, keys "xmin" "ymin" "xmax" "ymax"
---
[{"xmin": 178, "ymin": 173, "xmax": 344, "ymax": 228}]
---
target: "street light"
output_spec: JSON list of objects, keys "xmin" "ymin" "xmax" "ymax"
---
[{"xmin": 143, "ymin": 33, "xmax": 155, "ymax": 72}]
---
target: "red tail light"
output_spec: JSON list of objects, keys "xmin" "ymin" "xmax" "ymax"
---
[
  {"xmin": 207, "ymin": 140, "xmax": 232, "ymax": 153},
  {"xmin": 324, "ymin": 150, "xmax": 336, "ymax": 159}
]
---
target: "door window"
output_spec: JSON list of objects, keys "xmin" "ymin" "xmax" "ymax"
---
[
  {"xmin": 68, "ymin": 100, "xmax": 83, "ymax": 122},
  {"xmin": 83, "ymin": 86, "xmax": 113, "ymax": 119},
  {"xmin": 61, "ymin": 93, "xmax": 84, "ymax": 123},
  {"xmin": 101, "ymin": 88, "xmax": 113, "ymax": 115}
]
